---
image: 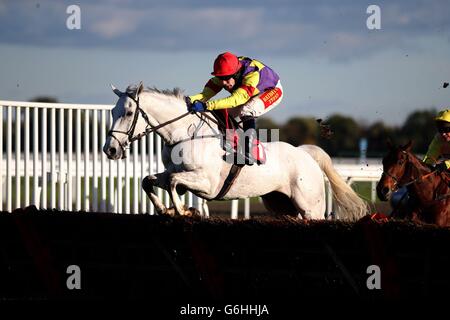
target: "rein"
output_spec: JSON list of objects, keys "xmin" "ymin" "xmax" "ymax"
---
[
  {"xmin": 107, "ymin": 91, "xmax": 237, "ymax": 156},
  {"xmin": 108, "ymin": 93, "xmax": 192, "ymax": 153},
  {"xmin": 107, "ymin": 95, "xmax": 244, "ymax": 200},
  {"xmin": 382, "ymin": 151, "xmax": 437, "ymax": 190},
  {"xmin": 383, "ymin": 151, "xmax": 450, "ymax": 203}
]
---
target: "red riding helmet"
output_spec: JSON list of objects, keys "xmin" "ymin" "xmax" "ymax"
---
[{"xmin": 211, "ymin": 52, "xmax": 242, "ymax": 76}]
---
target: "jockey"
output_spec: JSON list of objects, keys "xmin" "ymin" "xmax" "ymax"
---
[
  {"xmin": 391, "ymin": 109, "xmax": 450, "ymax": 212},
  {"xmin": 423, "ymin": 109, "xmax": 450, "ymax": 172},
  {"xmin": 186, "ymin": 52, "xmax": 283, "ymax": 165}
]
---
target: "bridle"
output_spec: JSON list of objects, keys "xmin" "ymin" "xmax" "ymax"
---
[
  {"xmin": 107, "ymin": 93, "xmax": 221, "ymax": 155},
  {"xmin": 381, "ymin": 150, "xmax": 436, "ymax": 191},
  {"xmin": 107, "ymin": 93, "xmax": 192, "ymax": 154},
  {"xmin": 382, "ymin": 150, "xmax": 450, "ymax": 211}
]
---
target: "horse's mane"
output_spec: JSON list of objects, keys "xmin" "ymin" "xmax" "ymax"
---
[
  {"xmin": 402, "ymin": 148, "xmax": 432, "ymax": 172},
  {"xmin": 126, "ymin": 85, "xmax": 185, "ymax": 100}
]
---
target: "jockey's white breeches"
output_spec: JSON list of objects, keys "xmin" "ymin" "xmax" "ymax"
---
[{"xmin": 227, "ymin": 80, "xmax": 283, "ymax": 119}]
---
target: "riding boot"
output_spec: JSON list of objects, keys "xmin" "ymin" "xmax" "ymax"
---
[{"xmin": 242, "ymin": 118, "xmax": 266, "ymax": 165}]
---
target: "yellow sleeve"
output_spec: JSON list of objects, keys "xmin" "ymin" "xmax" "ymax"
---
[
  {"xmin": 189, "ymin": 89, "xmax": 216, "ymax": 103},
  {"xmin": 206, "ymin": 88, "xmax": 251, "ymax": 110},
  {"xmin": 423, "ymin": 135, "xmax": 441, "ymax": 165},
  {"xmin": 445, "ymin": 160, "xmax": 450, "ymax": 169},
  {"xmin": 189, "ymin": 78, "xmax": 222, "ymax": 103},
  {"xmin": 241, "ymin": 70, "xmax": 260, "ymax": 91},
  {"xmin": 205, "ymin": 71, "xmax": 260, "ymax": 110}
]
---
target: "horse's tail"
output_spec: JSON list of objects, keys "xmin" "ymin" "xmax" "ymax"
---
[{"xmin": 300, "ymin": 145, "xmax": 368, "ymax": 221}]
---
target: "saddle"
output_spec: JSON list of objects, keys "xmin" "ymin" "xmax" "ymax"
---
[
  {"xmin": 209, "ymin": 109, "xmax": 269, "ymax": 199},
  {"xmin": 210, "ymin": 110, "xmax": 265, "ymax": 165},
  {"xmin": 211, "ymin": 110, "xmax": 242, "ymax": 160}
]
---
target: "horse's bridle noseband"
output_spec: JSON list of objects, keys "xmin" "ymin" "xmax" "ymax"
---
[
  {"xmin": 107, "ymin": 94, "xmax": 152, "ymax": 153},
  {"xmin": 381, "ymin": 170, "xmax": 400, "ymax": 188}
]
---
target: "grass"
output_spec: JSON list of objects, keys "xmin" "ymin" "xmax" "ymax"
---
[{"xmin": 352, "ymin": 181, "xmax": 380, "ymax": 203}]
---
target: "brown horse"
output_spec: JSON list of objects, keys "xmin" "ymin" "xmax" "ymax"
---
[{"xmin": 376, "ymin": 141, "xmax": 450, "ymax": 227}]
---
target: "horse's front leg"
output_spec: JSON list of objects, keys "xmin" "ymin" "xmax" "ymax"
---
[
  {"xmin": 142, "ymin": 172, "xmax": 171, "ymax": 215},
  {"xmin": 169, "ymin": 171, "xmax": 212, "ymax": 216}
]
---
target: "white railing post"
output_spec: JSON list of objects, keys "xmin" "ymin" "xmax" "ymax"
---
[
  {"xmin": 92, "ymin": 110, "xmax": 98, "ymax": 212},
  {"xmin": 108, "ymin": 112, "xmax": 114, "ymax": 213},
  {"xmin": 41, "ymin": 108, "xmax": 47, "ymax": 209},
  {"xmin": 326, "ymin": 181, "xmax": 333, "ymax": 217},
  {"xmin": 117, "ymin": 156, "xmax": 123, "ymax": 214},
  {"xmin": 147, "ymin": 133, "xmax": 154, "ymax": 215},
  {"xmin": 244, "ymin": 198, "xmax": 250, "ymax": 219},
  {"xmin": 156, "ymin": 135, "xmax": 164, "ymax": 205},
  {"xmin": 84, "ymin": 109, "xmax": 90, "ymax": 211},
  {"xmin": 76, "ymin": 109, "xmax": 81, "ymax": 211},
  {"xmin": 24, "ymin": 107, "xmax": 30, "ymax": 207},
  {"xmin": 140, "ymin": 137, "xmax": 147, "ymax": 214},
  {"xmin": 133, "ymin": 141, "xmax": 139, "ymax": 214},
  {"xmin": 188, "ymin": 192, "xmax": 193, "ymax": 209},
  {"xmin": 50, "ymin": 108, "xmax": 56, "ymax": 209},
  {"xmin": 108, "ymin": 157, "xmax": 115, "ymax": 213},
  {"xmin": 7, "ymin": 107, "xmax": 12, "ymax": 212},
  {"xmin": 0, "ymin": 105, "xmax": 3, "ymax": 211},
  {"xmin": 15, "ymin": 106, "xmax": 21, "ymax": 210},
  {"xmin": 371, "ymin": 181, "xmax": 377, "ymax": 203},
  {"xmin": 125, "ymin": 148, "xmax": 130, "ymax": 214},
  {"xmin": 67, "ymin": 109, "xmax": 73, "ymax": 211},
  {"xmin": 100, "ymin": 110, "xmax": 107, "ymax": 212},
  {"xmin": 193, "ymin": 197, "xmax": 202, "ymax": 215},
  {"xmin": 58, "ymin": 108, "xmax": 65, "ymax": 210},
  {"xmin": 231, "ymin": 199, "xmax": 238, "ymax": 219},
  {"xmin": 32, "ymin": 107, "xmax": 39, "ymax": 207}
]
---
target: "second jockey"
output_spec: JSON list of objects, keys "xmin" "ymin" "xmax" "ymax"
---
[
  {"xmin": 423, "ymin": 109, "xmax": 450, "ymax": 172},
  {"xmin": 186, "ymin": 52, "xmax": 283, "ymax": 165},
  {"xmin": 392, "ymin": 109, "xmax": 450, "ymax": 211}
]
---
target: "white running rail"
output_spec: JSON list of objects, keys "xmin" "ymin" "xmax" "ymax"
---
[
  {"xmin": 0, "ymin": 100, "xmax": 208, "ymax": 215},
  {"xmin": 0, "ymin": 100, "xmax": 382, "ymax": 218}
]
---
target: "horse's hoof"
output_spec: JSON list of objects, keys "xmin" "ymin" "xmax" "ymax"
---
[
  {"xmin": 161, "ymin": 206, "xmax": 201, "ymax": 217},
  {"xmin": 189, "ymin": 207, "xmax": 201, "ymax": 216},
  {"xmin": 156, "ymin": 207, "xmax": 176, "ymax": 217},
  {"xmin": 180, "ymin": 207, "xmax": 201, "ymax": 217},
  {"xmin": 164, "ymin": 207, "xmax": 177, "ymax": 216}
]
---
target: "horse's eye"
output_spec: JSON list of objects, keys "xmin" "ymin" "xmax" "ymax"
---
[{"xmin": 126, "ymin": 111, "xmax": 133, "ymax": 117}]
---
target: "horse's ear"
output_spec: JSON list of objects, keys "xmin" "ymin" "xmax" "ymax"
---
[
  {"xmin": 136, "ymin": 81, "xmax": 144, "ymax": 99},
  {"xmin": 110, "ymin": 84, "xmax": 122, "ymax": 97},
  {"xmin": 403, "ymin": 140, "xmax": 413, "ymax": 151}
]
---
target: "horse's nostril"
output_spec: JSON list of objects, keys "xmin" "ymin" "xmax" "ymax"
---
[
  {"xmin": 109, "ymin": 147, "xmax": 116, "ymax": 156},
  {"xmin": 382, "ymin": 187, "xmax": 389, "ymax": 195}
]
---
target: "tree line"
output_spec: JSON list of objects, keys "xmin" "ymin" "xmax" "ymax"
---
[{"xmin": 257, "ymin": 109, "xmax": 439, "ymax": 157}]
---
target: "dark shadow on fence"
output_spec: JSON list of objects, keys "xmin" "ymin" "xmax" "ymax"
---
[{"xmin": 0, "ymin": 206, "xmax": 449, "ymax": 305}]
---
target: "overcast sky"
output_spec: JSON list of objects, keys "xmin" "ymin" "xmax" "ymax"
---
[{"xmin": 1, "ymin": 0, "xmax": 449, "ymax": 125}]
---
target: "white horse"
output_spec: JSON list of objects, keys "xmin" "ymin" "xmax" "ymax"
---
[{"xmin": 103, "ymin": 82, "xmax": 368, "ymax": 220}]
